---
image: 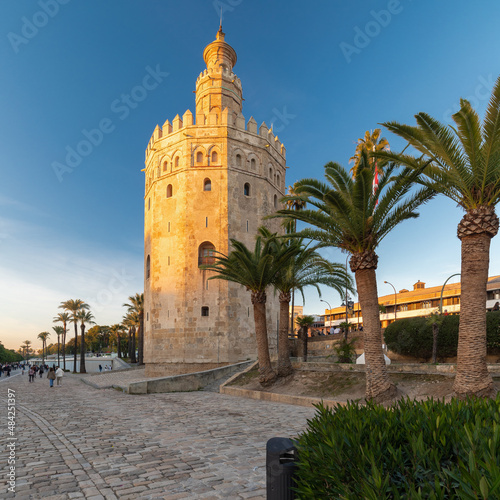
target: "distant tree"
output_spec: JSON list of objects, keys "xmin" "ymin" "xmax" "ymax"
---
[
  {"xmin": 37, "ymin": 331, "xmax": 50, "ymax": 363},
  {"xmin": 295, "ymin": 315, "xmax": 315, "ymax": 362},
  {"xmin": 59, "ymin": 300, "xmax": 89, "ymax": 372},
  {"xmin": 123, "ymin": 293, "xmax": 144, "ymax": 365},
  {"xmin": 76, "ymin": 310, "xmax": 95, "ymax": 373},
  {"xmin": 53, "ymin": 312, "xmax": 70, "ymax": 370}
]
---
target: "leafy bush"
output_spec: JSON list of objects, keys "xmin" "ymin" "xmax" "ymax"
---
[
  {"xmin": 294, "ymin": 397, "xmax": 500, "ymax": 499},
  {"xmin": 384, "ymin": 312, "xmax": 500, "ymax": 360}
]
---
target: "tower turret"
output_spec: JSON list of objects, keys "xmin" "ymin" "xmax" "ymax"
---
[{"xmin": 196, "ymin": 27, "xmax": 242, "ymax": 118}]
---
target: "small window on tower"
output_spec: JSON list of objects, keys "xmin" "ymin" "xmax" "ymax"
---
[
  {"xmin": 250, "ymin": 158, "xmax": 256, "ymax": 171},
  {"xmin": 274, "ymin": 194, "xmax": 278, "ymax": 208},
  {"xmin": 146, "ymin": 255, "xmax": 150, "ymax": 279},
  {"xmin": 166, "ymin": 184, "xmax": 173, "ymax": 198},
  {"xmin": 175, "ymin": 156, "xmax": 180, "ymax": 168},
  {"xmin": 211, "ymin": 151, "xmax": 218, "ymax": 164},
  {"xmin": 163, "ymin": 161, "xmax": 168, "ymax": 172},
  {"xmin": 198, "ymin": 242, "xmax": 216, "ymax": 266},
  {"xmin": 204, "ymin": 178, "xmax": 212, "ymax": 191},
  {"xmin": 244, "ymin": 183, "xmax": 250, "ymax": 196},
  {"xmin": 236, "ymin": 154, "xmax": 242, "ymax": 167},
  {"xmin": 201, "ymin": 306, "xmax": 209, "ymax": 317},
  {"xmin": 196, "ymin": 151, "xmax": 203, "ymax": 164}
]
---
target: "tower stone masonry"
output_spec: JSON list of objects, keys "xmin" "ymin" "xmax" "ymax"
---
[{"xmin": 144, "ymin": 27, "xmax": 287, "ymax": 377}]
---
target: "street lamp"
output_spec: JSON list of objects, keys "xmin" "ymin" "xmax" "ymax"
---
[
  {"xmin": 384, "ymin": 281, "xmax": 397, "ymax": 322},
  {"xmin": 320, "ymin": 299, "xmax": 332, "ymax": 334},
  {"xmin": 439, "ymin": 273, "xmax": 460, "ymax": 314}
]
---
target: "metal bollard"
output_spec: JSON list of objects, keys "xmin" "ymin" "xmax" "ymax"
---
[{"xmin": 266, "ymin": 437, "xmax": 297, "ymax": 500}]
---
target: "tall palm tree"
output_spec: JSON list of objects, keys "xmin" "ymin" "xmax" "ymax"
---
[
  {"xmin": 76, "ymin": 310, "xmax": 95, "ymax": 373},
  {"xmin": 109, "ymin": 324, "xmax": 126, "ymax": 358},
  {"xmin": 295, "ymin": 315, "xmax": 315, "ymax": 362},
  {"xmin": 378, "ymin": 76, "xmax": 500, "ymax": 398},
  {"xmin": 275, "ymin": 152, "xmax": 433, "ymax": 402},
  {"xmin": 285, "ymin": 183, "xmax": 307, "ymax": 335},
  {"xmin": 123, "ymin": 293, "xmax": 144, "ymax": 365},
  {"xmin": 202, "ymin": 232, "xmax": 300, "ymax": 385},
  {"xmin": 122, "ymin": 311, "xmax": 138, "ymax": 363},
  {"xmin": 52, "ymin": 326, "xmax": 64, "ymax": 366},
  {"xmin": 21, "ymin": 340, "xmax": 32, "ymax": 360},
  {"xmin": 59, "ymin": 299, "xmax": 89, "ymax": 372},
  {"xmin": 37, "ymin": 332, "xmax": 50, "ymax": 364},
  {"xmin": 54, "ymin": 312, "xmax": 70, "ymax": 370},
  {"xmin": 349, "ymin": 128, "xmax": 390, "ymax": 175},
  {"xmin": 260, "ymin": 227, "xmax": 354, "ymax": 377}
]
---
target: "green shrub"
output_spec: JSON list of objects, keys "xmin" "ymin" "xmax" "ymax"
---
[
  {"xmin": 384, "ymin": 312, "xmax": 500, "ymax": 360},
  {"xmin": 294, "ymin": 397, "xmax": 500, "ymax": 499},
  {"xmin": 333, "ymin": 337, "xmax": 357, "ymax": 363}
]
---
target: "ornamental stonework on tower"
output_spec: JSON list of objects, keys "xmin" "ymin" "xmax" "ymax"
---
[{"xmin": 143, "ymin": 28, "xmax": 287, "ymax": 377}]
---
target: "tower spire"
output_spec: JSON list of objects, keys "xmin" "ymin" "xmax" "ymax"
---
[{"xmin": 219, "ymin": 7, "xmax": 222, "ymax": 31}]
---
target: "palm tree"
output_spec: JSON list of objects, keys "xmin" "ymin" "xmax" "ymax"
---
[
  {"xmin": 76, "ymin": 310, "xmax": 95, "ymax": 373},
  {"xmin": 349, "ymin": 128, "xmax": 390, "ymax": 175},
  {"xmin": 295, "ymin": 315, "xmax": 315, "ymax": 362},
  {"xmin": 21, "ymin": 340, "xmax": 32, "ymax": 360},
  {"xmin": 275, "ymin": 152, "xmax": 433, "ymax": 402},
  {"xmin": 378, "ymin": 76, "xmax": 500, "ymax": 398},
  {"xmin": 54, "ymin": 312, "xmax": 70, "ymax": 370},
  {"xmin": 260, "ymin": 227, "xmax": 354, "ymax": 377},
  {"xmin": 37, "ymin": 332, "xmax": 50, "ymax": 363},
  {"xmin": 202, "ymin": 232, "xmax": 300, "ymax": 385},
  {"xmin": 59, "ymin": 300, "xmax": 89, "ymax": 372},
  {"xmin": 109, "ymin": 324, "xmax": 126, "ymax": 358},
  {"xmin": 52, "ymin": 326, "xmax": 64, "ymax": 366},
  {"xmin": 122, "ymin": 312, "xmax": 138, "ymax": 363},
  {"xmin": 123, "ymin": 293, "xmax": 144, "ymax": 365}
]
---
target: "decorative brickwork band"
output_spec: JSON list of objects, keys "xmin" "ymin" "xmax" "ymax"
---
[
  {"xmin": 457, "ymin": 205, "xmax": 499, "ymax": 239},
  {"xmin": 349, "ymin": 250, "xmax": 378, "ymax": 272}
]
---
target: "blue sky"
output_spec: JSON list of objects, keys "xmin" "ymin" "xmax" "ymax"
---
[{"xmin": 1, "ymin": 0, "xmax": 500, "ymax": 351}]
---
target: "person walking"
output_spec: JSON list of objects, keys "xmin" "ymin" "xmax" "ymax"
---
[
  {"xmin": 39, "ymin": 366, "xmax": 44, "ymax": 378},
  {"xmin": 28, "ymin": 366, "xmax": 35, "ymax": 383},
  {"xmin": 55, "ymin": 366, "xmax": 63, "ymax": 386},
  {"xmin": 99, "ymin": 364, "xmax": 102, "ymax": 372},
  {"xmin": 47, "ymin": 367, "xmax": 56, "ymax": 388}
]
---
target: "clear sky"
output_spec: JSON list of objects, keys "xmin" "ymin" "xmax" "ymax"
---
[{"xmin": 1, "ymin": 0, "xmax": 500, "ymax": 351}]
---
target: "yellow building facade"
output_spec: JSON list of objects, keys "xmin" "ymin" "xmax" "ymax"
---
[
  {"xmin": 143, "ymin": 28, "xmax": 286, "ymax": 376},
  {"xmin": 323, "ymin": 276, "xmax": 500, "ymax": 331}
]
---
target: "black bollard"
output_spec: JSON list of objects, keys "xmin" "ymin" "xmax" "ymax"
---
[{"xmin": 266, "ymin": 437, "xmax": 297, "ymax": 500}]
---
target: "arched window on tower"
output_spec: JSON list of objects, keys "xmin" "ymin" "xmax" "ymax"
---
[
  {"xmin": 250, "ymin": 158, "xmax": 256, "ymax": 171},
  {"xmin": 146, "ymin": 255, "xmax": 150, "ymax": 280},
  {"xmin": 198, "ymin": 242, "xmax": 216, "ymax": 266},
  {"xmin": 196, "ymin": 151, "xmax": 204, "ymax": 164},
  {"xmin": 204, "ymin": 178, "xmax": 212, "ymax": 191},
  {"xmin": 163, "ymin": 161, "xmax": 168, "ymax": 172},
  {"xmin": 244, "ymin": 183, "xmax": 250, "ymax": 196},
  {"xmin": 166, "ymin": 184, "xmax": 173, "ymax": 198},
  {"xmin": 175, "ymin": 156, "xmax": 180, "ymax": 168},
  {"xmin": 274, "ymin": 194, "xmax": 278, "ymax": 208},
  {"xmin": 276, "ymin": 173, "xmax": 280, "ymax": 187},
  {"xmin": 211, "ymin": 151, "xmax": 218, "ymax": 164},
  {"xmin": 236, "ymin": 154, "xmax": 242, "ymax": 168}
]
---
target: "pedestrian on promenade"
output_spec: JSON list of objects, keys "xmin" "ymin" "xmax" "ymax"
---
[
  {"xmin": 55, "ymin": 366, "xmax": 63, "ymax": 386},
  {"xmin": 39, "ymin": 366, "xmax": 44, "ymax": 378},
  {"xmin": 47, "ymin": 367, "xmax": 56, "ymax": 388},
  {"xmin": 99, "ymin": 364, "xmax": 102, "ymax": 372},
  {"xmin": 28, "ymin": 367, "xmax": 35, "ymax": 383}
]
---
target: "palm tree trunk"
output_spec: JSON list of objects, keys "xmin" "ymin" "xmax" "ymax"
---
[
  {"xmin": 251, "ymin": 291, "xmax": 276, "ymax": 385},
  {"xmin": 130, "ymin": 326, "xmax": 137, "ymax": 363},
  {"xmin": 128, "ymin": 328, "xmax": 133, "ymax": 359},
  {"xmin": 57, "ymin": 337, "xmax": 60, "ymax": 367},
  {"xmin": 138, "ymin": 313, "xmax": 144, "ymax": 365},
  {"xmin": 453, "ymin": 233, "xmax": 494, "ymax": 397},
  {"xmin": 355, "ymin": 266, "xmax": 397, "ymax": 403},
  {"xmin": 278, "ymin": 293, "xmax": 293, "ymax": 377},
  {"xmin": 298, "ymin": 326, "xmax": 308, "ymax": 362},
  {"xmin": 73, "ymin": 322, "xmax": 78, "ymax": 373},
  {"xmin": 117, "ymin": 334, "xmax": 121, "ymax": 358},
  {"xmin": 62, "ymin": 326, "xmax": 66, "ymax": 370},
  {"xmin": 80, "ymin": 324, "xmax": 87, "ymax": 373},
  {"xmin": 431, "ymin": 322, "xmax": 438, "ymax": 364}
]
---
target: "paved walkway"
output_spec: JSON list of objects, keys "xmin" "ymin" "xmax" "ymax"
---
[{"xmin": 0, "ymin": 369, "xmax": 316, "ymax": 499}]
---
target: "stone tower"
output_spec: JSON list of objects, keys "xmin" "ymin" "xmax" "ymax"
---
[{"xmin": 143, "ymin": 27, "xmax": 287, "ymax": 377}]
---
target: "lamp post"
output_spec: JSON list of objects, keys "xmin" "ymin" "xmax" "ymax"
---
[
  {"xmin": 320, "ymin": 299, "xmax": 331, "ymax": 334},
  {"xmin": 439, "ymin": 273, "xmax": 460, "ymax": 314},
  {"xmin": 384, "ymin": 281, "xmax": 397, "ymax": 322}
]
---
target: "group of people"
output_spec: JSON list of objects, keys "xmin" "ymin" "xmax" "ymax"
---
[
  {"xmin": 26, "ymin": 364, "xmax": 64, "ymax": 387},
  {"xmin": 98, "ymin": 364, "xmax": 112, "ymax": 372}
]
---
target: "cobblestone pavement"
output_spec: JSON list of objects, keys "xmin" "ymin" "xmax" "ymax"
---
[{"xmin": 1, "ymin": 370, "xmax": 316, "ymax": 499}]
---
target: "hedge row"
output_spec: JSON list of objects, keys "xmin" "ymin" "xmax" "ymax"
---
[
  {"xmin": 384, "ymin": 311, "xmax": 500, "ymax": 360},
  {"xmin": 294, "ymin": 397, "xmax": 500, "ymax": 498}
]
